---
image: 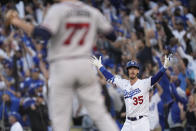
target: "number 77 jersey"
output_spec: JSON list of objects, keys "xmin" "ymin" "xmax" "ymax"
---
[
  {"xmin": 41, "ymin": 1, "xmax": 112, "ymax": 62},
  {"xmin": 112, "ymin": 76, "xmax": 152, "ymax": 118}
]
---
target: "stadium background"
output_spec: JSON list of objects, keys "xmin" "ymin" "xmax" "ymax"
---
[{"xmin": 0, "ymin": 0, "xmax": 196, "ymax": 131}]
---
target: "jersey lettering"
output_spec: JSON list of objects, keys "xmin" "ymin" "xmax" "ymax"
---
[
  {"xmin": 64, "ymin": 23, "xmax": 90, "ymax": 45},
  {"xmin": 123, "ymin": 88, "xmax": 141, "ymax": 99}
]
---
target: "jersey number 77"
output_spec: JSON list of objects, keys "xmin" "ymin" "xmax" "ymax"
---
[{"xmin": 64, "ymin": 23, "xmax": 90, "ymax": 45}]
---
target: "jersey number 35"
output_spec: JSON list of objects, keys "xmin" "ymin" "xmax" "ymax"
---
[{"xmin": 133, "ymin": 96, "xmax": 143, "ymax": 105}]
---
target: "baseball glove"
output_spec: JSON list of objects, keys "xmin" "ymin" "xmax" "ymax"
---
[{"xmin": 4, "ymin": 10, "xmax": 18, "ymax": 35}]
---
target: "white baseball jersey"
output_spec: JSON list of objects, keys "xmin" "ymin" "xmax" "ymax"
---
[
  {"xmin": 149, "ymin": 93, "xmax": 161, "ymax": 130},
  {"xmin": 113, "ymin": 76, "xmax": 152, "ymax": 117},
  {"xmin": 41, "ymin": 1, "xmax": 112, "ymax": 62}
]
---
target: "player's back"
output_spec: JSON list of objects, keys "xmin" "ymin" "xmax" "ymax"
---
[{"xmin": 42, "ymin": 1, "xmax": 112, "ymax": 62}]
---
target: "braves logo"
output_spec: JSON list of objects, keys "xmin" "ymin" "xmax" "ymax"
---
[{"xmin": 123, "ymin": 88, "xmax": 141, "ymax": 99}]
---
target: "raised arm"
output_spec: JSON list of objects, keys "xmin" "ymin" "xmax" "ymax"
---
[
  {"xmin": 7, "ymin": 9, "xmax": 116, "ymax": 42},
  {"xmin": 151, "ymin": 55, "xmax": 171, "ymax": 86},
  {"xmin": 90, "ymin": 56, "xmax": 114, "ymax": 82},
  {"xmin": 151, "ymin": 67, "xmax": 166, "ymax": 86},
  {"xmin": 170, "ymin": 83, "xmax": 187, "ymax": 105},
  {"xmin": 155, "ymin": 56, "xmax": 163, "ymax": 68},
  {"xmin": 5, "ymin": 10, "xmax": 52, "ymax": 41},
  {"xmin": 156, "ymin": 83, "xmax": 163, "ymax": 96}
]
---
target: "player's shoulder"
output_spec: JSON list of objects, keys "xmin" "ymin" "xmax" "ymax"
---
[
  {"xmin": 46, "ymin": 3, "xmax": 63, "ymax": 13},
  {"xmin": 48, "ymin": 1, "xmax": 77, "ymax": 11},
  {"xmin": 114, "ymin": 75, "xmax": 130, "ymax": 84},
  {"xmin": 141, "ymin": 75, "xmax": 151, "ymax": 80},
  {"xmin": 140, "ymin": 77, "xmax": 151, "ymax": 83},
  {"xmin": 80, "ymin": 2, "xmax": 102, "ymax": 15},
  {"xmin": 46, "ymin": 2, "xmax": 80, "ymax": 17},
  {"xmin": 114, "ymin": 75, "xmax": 128, "ymax": 81},
  {"xmin": 51, "ymin": 1, "xmax": 100, "ymax": 15},
  {"xmin": 113, "ymin": 75, "xmax": 129, "ymax": 88},
  {"xmin": 121, "ymin": 78, "xmax": 130, "ymax": 84}
]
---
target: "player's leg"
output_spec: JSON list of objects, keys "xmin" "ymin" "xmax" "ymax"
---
[
  {"xmin": 76, "ymin": 82, "xmax": 119, "ymax": 131},
  {"xmin": 132, "ymin": 116, "xmax": 150, "ymax": 131},
  {"xmin": 48, "ymin": 84, "xmax": 73, "ymax": 131},
  {"xmin": 73, "ymin": 59, "xmax": 119, "ymax": 131},
  {"xmin": 48, "ymin": 61, "xmax": 74, "ymax": 131},
  {"xmin": 121, "ymin": 121, "xmax": 133, "ymax": 131}
]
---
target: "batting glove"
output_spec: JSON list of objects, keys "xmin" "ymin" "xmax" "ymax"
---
[
  {"xmin": 90, "ymin": 56, "xmax": 103, "ymax": 69},
  {"xmin": 163, "ymin": 54, "xmax": 171, "ymax": 69}
]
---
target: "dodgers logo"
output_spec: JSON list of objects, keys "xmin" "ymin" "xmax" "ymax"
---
[{"xmin": 123, "ymin": 88, "xmax": 141, "ymax": 99}]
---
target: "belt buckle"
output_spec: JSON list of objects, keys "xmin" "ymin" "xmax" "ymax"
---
[
  {"xmin": 127, "ymin": 117, "xmax": 136, "ymax": 121},
  {"xmin": 128, "ymin": 116, "xmax": 143, "ymax": 121},
  {"xmin": 136, "ymin": 116, "xmax": 140, "ymax": 120}
]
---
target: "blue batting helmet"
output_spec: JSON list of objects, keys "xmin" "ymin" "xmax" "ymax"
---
[{"xmin": 126, "ymin": 61, "xmax": 140, "ymax": 70}]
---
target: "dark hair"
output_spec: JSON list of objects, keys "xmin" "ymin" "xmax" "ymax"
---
[
  {"xmin": 174, "ymin": 7, "xmax": 181, "ymax": 16},
  {"xmin": 193, "ymin": 88, "xmax": 196, "ymax": 94},
  {"xmin": 182, "ymin": 58, "xmax": 188, "ymax": 67},
  {"xmin": 169, "ymin": 37, "xmax": 178, "ymax": 46}
]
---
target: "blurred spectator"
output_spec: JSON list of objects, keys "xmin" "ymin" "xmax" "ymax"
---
[
  {"xmin": 23, "ymin": 95, "xmax": 49, "ymax": 131},
  {"xmin": 0, "ymin": 92, "xmax": 20, "ymax": 126},
  {"xmin": 8, "ymin": 111, "xmax": 23, "ymax": 131},
  {"xmin": 186, "ymin": 93, "xmax": 196, "ymax": 131},
  {"xmin": 9, "ymin": 112, "xmax": 23, "ymax": 131},
  {"xmin": 168, "ymin": 80, "xmax": 187, "ymax": 131}
]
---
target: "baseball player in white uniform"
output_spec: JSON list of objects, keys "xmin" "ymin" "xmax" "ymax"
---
[
  {"xmin": 7, "ymin": 0, "xmax": 119, "ymax": 131},
  {"xmin": 90, "ymin": 55, "xmax": 171, "ymax": 131}
]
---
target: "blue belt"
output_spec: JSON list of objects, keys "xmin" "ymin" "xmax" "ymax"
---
[{"xmin": 127, "ymin": 116, "xmax": 143, "ymax": 121}]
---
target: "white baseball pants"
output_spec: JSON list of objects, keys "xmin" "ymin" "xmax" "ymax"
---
[
  {"xmin": 48, "ymin": 59, "xmax": 119, "ymax": 131},
  {"xmin": 121, "ymin": 116, "xmax": 150, "ymax": 131}
]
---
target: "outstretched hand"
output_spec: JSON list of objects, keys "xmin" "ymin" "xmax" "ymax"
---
[
  {"xmin": 163, "ymin": 54, "xmax": 172, "ymax": 69},
  {"xmin": 4, "ymin": 10, "xmax": 19, "ymax": 35},
  {"xmin": 5, "ymin": 10, "xmax": 18, "ymax": 25},
  {"xmin": 90, "ymin": 56, "xmax": 103, "ymax": 69}
]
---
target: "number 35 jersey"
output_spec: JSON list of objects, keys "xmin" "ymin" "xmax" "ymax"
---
[
  {"xmin": 41, "ymin": 1, "xmax": 112, "ymax": 62},
  {"xmin": 113, "ymin": 76, "xmax": 152, "ymax": 118}
]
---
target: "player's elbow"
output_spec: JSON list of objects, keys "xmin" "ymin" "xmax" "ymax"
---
[{"xmin": 32, "ymin": 26, "xmax": 52, "ymax": 41}]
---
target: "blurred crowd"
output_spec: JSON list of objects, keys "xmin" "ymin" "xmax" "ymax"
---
[{"xmin": 0, "ymin": 0, "xmax": 196, "ymax": 131}]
